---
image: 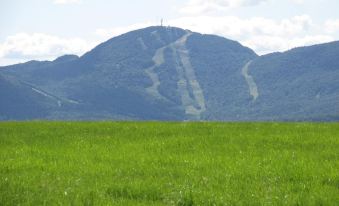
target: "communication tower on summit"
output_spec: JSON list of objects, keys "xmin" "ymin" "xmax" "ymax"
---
[{"xmin": 161, "ymin": 18, "xmax": 163, "ymax": 27}]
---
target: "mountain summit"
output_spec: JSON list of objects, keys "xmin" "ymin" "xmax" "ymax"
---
[{"xmin": 0, "ymin": 26, "xmax": 338, "ymax": 121}]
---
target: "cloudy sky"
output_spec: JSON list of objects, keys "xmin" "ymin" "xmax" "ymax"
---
[{"xmin": 1, "ymin": 0, "xmax": 339, "ymax": 66}]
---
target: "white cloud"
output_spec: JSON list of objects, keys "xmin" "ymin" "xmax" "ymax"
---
[
  {"xmin": 242, "ymin": 35, "xmax": 334, "ymax": 54},
  {"xmin": 166, "ymin": 15, "xmax": 325, "ymax": 54},
  {"xmin": 180, "ymin": 0, "xmax": 305, "ymax": 15},
  {"xmin": 1, "ymin": 15, "xmax": 336, "ymax": 66},
  {"xmin": 53, "ymin": 0, "xmax": 81, "ymax": 5},
  {"xmin": 0, "ymin": 33, "xmax": 95, "ymax": 65},
  {"xmin": 289, "ymin": 0, "xmax": 304, "ymax": 4},
  {"xmin": 169, "ymin": 15, "xmax": 312, "ymax": 36},
  {"xmin": 93, "ymin": 15, "xmax": 335, "ymax": 55},
  {"xmin": 180, "ymin": 0, "xmax": 269, "ymax": 14},
  {"xmin": 95, "ymin": 22, "xmax": 155, "ymax": 39},
  {"xmin": 325, "ymin": 19, "xmax": 339, "ymax": 33}
]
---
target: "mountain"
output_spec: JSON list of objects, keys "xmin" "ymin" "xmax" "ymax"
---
[
  {"xmin": 246, "ymin": 41, "xmax": 339, "ymax": 121},
  {"xmin": 0, "ymin": 26, "xmax": 338, "ymax": 121}
]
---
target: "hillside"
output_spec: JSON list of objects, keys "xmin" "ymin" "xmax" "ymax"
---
[
  {"xmin": 247, "ymin": 41, "xmax": 339, "ymax": 121},
  {"xmin": 0, "ymin": 26, "xmax": 338, "ymax": 121}
]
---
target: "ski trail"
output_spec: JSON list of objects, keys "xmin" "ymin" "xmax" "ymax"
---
[
  {"xmin": 241, "ymin": 60, "xmax": 259, "ymax": 101},
  {"xmin": 170, "ymin": 32, "xmax": 206, "ymax": 119},
  {"xmin": 145, "ymin": 31, "xmax": 206, "ymax": 119},
  {"xmin": 171, "ymin": 47, "xmax": 194, "ymax": 112},
  {"xmin": 151, "ymin": 30, "xmax": 165, "ymax": 45},
  {"xmin": 22, "ymin": 81, "xmax": 79, "ymax": 107},
  {"xmin": 145, "ymin": 46, "xmax": 167, "ymax": 100},
  {"xmin": 144, "ymin": 30, "xmax": 169, "ymax": 100},
  {"xmin": 31, "ymin": 87, "xmax": 62, "ymax": 107},
  {"xmin": 31, "ymin": 87, "xmax": 80, "ymax": 106},
  {"xmin": 137, "ymin": 37, "xmax": 147, "ymax": 50}
]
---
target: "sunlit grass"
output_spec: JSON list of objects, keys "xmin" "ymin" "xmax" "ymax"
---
[{"xmin": 0, "ymin": 122, "xmax": 338, "ymax": 205}]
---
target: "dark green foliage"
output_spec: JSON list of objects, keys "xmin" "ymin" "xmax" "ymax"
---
[
  {"xmin": 0, "ymin": 27, "xmax": 190, "ymax": 120},
  {"xmin": 157, "ymin": 48, "xmax": 183, "ymax": 105},
  {"xmin": 248, "ymin": 41, "xmax": 339, "ymax": 120},
  {"xmin": 186, "ymin": 33, "xmax": 258, "ymax": 120},
  {"xmin": 0, "ymin": 75, "xmax": 54, "ymax": 120}
]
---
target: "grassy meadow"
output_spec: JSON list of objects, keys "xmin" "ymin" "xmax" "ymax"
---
[{"xmin": 0, "ymin": 122, "xmax": 338, "ymax": 205}]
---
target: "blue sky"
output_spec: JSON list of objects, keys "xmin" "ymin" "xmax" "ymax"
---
[{"xmin": 1, "ymin": 0, "xmax": 339, "ymax": 65}]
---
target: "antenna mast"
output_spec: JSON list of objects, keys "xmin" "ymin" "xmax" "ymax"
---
[{"xmin": 161, "ymin": 18, "xmax": 163, "ymax": 27}]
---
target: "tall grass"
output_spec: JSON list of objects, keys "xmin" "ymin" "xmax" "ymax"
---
[{"xmin": 0, "ymin": 122, "xmax": 338, "ymax": 205}]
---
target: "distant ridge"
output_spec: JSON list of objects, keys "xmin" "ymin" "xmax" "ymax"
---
[{"xmin": 0, "ymin": 26, "xmax": 338, "ymax": 121}]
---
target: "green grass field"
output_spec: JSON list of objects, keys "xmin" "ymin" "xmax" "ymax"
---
[{"xmin": 0, "ymin": 122, "xmax": 338, "ymax": 205}]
